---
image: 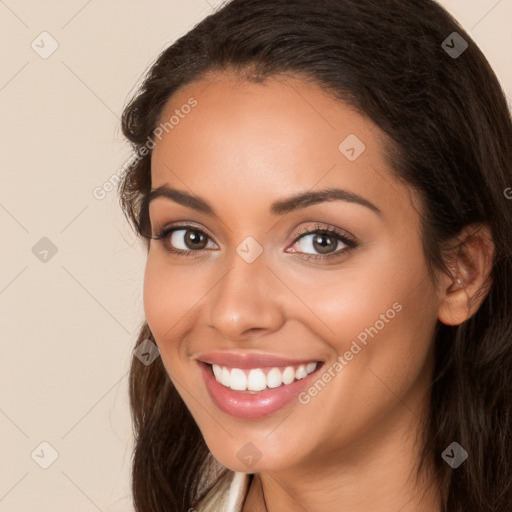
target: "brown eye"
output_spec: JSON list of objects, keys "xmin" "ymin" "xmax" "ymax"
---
[
  {"xmin": 294, "ymin": 231, "xmax": 348, "ymax": 255},
  {"xmin": 183, "ymin": 229, "xmax": 208, "ymax": 250},
  {"xmin": 152, "ymin": 225, "xmax": 216, "ymax": 255},
  {"xmin": 286, "ymin": 224, "xmax": 358, "ymax": 262},
  {"xmin": 170, "ymin": 228, "xmax": 210, "ymax": 250},
  {"xmin": 311, "ymin": 233, "xmax": 339, "ymax": 254}
]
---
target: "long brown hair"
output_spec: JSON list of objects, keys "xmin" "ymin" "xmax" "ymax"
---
[{"xmin": 118, "ymin": 1, "xmax": 512, "ymax": 510}]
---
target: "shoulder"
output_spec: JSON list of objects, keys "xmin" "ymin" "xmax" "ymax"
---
[{"xmin": 195, "ymin": 471, "xmax": 251, "ymax": 512}]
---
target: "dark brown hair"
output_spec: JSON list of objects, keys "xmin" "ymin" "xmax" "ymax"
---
[{"xmin": 118, "ymin": 1, "xmax": 512, "ymax": 510}]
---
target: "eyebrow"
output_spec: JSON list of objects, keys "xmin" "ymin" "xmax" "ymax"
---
[{"xmin": 147, "ymin": 185, "xmax": 382, "ymax": 217}]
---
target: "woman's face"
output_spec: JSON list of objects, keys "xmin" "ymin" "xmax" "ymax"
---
[{"xmin": 144, "ymin": 72, "xmax": 442, "ymax": 474}]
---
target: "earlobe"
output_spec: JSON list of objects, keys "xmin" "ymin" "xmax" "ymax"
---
[
  {"xmin": 438, "ymin": 281, "xmax": 470, "ymax": 326},
  {"xmin": 437, "ymin": 223, "xmax": 494, "ymax": 327}
]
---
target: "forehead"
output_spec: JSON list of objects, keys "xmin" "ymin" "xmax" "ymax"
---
[{"xmin": 150, "ymin": 72, "xmax": 416, "ymax": 222}]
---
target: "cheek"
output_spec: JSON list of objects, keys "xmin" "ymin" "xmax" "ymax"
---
[
  {"xmin": 306, "ymin": 244, "xmax": 426, "ymax": 345},
  {"xmin": 294, "ymin": 278, "xmax": 437, "ymax": 450},
  {"xmin": 306, "ymin": 239, "xmax": 438, "ymax": 396},
  {"xmin": 142, "ymin": 253, "xmax": 196, "ymax": 349}
]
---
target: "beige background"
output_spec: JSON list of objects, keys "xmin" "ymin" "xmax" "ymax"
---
[{"xmin": 1, "ymin": 1, "xmax": 511, "ymax": 510}]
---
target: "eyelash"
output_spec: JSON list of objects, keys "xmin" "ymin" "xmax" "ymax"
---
[{"xmin": 151, "ymin": 222, "xmax": 358, "ymax": 262}]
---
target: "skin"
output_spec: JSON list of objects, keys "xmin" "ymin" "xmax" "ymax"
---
[{"xmin": 143, "ymin": 72, "xmax": 494, "ymax": 512}]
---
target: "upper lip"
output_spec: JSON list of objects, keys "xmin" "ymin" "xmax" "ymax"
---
[{"xmin": 196, "ymin": 351, "xmax": 321, "ymax": 369}]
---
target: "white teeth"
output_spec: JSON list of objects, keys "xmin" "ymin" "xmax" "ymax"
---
[
  {"xmin": 306, "ymin": 362, "xmax": 317, "ymax": 373},
  {"xmin": 266, "ymin": 368, "xmax": 282, "ymax": 388},
  {"xmin": 230, "ymin": 368, "xmax": 247, "ymax": 390},
  {"xmin": 282, "ymin": 366, "xmax": 295, "ymax": 385},
  {"xmin": 247, "ymin": 369, "xmax": 267, "ymax": 391},
  {"xmin": 221, "ymin": 366, "xmax": 231, "ymax": 387},
  {"xmin": 212, "ymin": 364, "xmax": 222, "ymax": 382},
  {"xmin": 295, "ymin": 364, "xmax": 307, "ymax": 380},
  {"xmin": 210, "ymin": 362, "xmax": 319, "ymax": 391}
]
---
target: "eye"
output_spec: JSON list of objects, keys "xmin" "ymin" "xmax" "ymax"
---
[
  {"xmin": 286, "ymin": 224, "xmax": 357, "ymax": 261},
  {"xmin": 168, "ymin": 228, "xmax": 212, "ymax": 251},
  {"xmin": 151, "ymin": 224, "xmax": 216, "ymax": 256}
]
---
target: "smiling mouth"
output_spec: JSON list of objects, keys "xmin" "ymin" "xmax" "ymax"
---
[
  {"xmin": 207, "ymin": 361, "xmax": 321, "ymax": 392},
  {"xmin": 197, "ymin": 358, "xmax": 325, "ymax": 419}
]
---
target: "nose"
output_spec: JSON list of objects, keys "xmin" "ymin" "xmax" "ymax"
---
[{"xmin": 206, "ymin": 249, "xmax": 286, "ymax": 341}]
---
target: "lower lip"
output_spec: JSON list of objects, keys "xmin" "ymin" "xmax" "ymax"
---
[{"xmin": 198, "ymin": 361, "xmax": 323, "ymax": 419}]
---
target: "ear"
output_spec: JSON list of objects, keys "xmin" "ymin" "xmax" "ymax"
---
[{"xmin": 437, "ymin": 223, "xmax": 495, "ymax": 326}]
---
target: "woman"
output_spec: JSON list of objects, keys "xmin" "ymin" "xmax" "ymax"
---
[{"xmin": 118, "ymin": 0, "xmax": 512, "ymax": 510}]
